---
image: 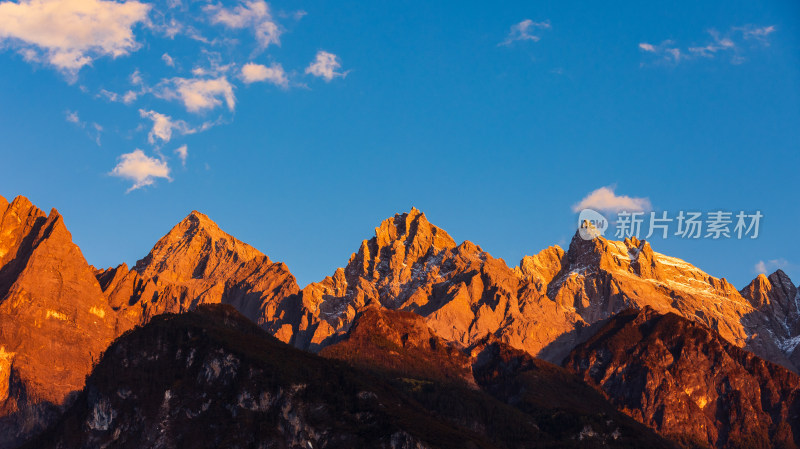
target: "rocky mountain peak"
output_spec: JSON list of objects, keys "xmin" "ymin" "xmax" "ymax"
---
[
  {"xmin": 371, "ymin": 208, "xmax": 456, "ymax": 260},
  {"xmin": 516, "ymin": 245, "xmax": 566, "ymax": 289},
  {"xmin": 340, "ymin": 208, "xmax": 457, "ymax": 293},
  {"xmin": 0, "ymin": 195, "xmax": 117, "ymax": 448},
  {"xmin": 741, "ymin": 269, "xmax": 798, "ymax": 310},
  {"xmin": 133, "ymin": 210, "xmax": 265, "ymax": 281}
]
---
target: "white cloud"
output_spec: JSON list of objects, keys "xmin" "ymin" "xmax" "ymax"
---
[
  {"xmin": 162, "ymin": 52, "xmax": 175, "ymax": 67},
  {"xmin": 139, "ymin": 109, "xmax": 193, "ymax": 144},
  {"xmin": 500, "ymin": 19, "xmax": 550, "ymax": 46},
  {"xmin": 640, "ymin": 25, "xmax": 776, "ymax": 66},
  {"xmin": 754, "ymin": 258, "xmax": 791, "ymax": 275},
  {"xmin": 572, "ymin": 186, "xmax": 652, "ymax": 213},
  {"xmin": 688, "ymin": 30, "xmax": 736, "ymax": 58},
  {"xmin": 737, "ymin": 25, "xmax": 776, "ymax": 43},
  {"xmin": 0, "ymin": 0, "xmax": 150, "ymax": 76},
  {"xmin": 99, "ymin": 88, "xmax": 138, "ymax": 104},
  {"xmin": 174, "ymin": 144, "xmax": 188, "ymax": 166},
  {"xmin": 156, "ymin": 76, "xmax": 236, "ymax": 113},
  {"xmin": 204, "ymin": 0, "xmax": 280, "ymax": 48},
  {"xmin": 638, "ymin": 40, "xmax": 683, "ymax": 63},
  {"xmin": 139, "ymin": 109, "xmax": 218, "ymax": 143},
  {"xmin": 241, "ymin": 62, "xmax": 288, "ymax": 87},
  {"xmin": 110, "ymin": 149, "xmax": 170, "ymax": 192},
  {"xmin": 65, "ymin": 110, "xmax": 81, "ymax": 124},
  {"xmin": 638, "ymin": 43, "xmax": 656, "ymax": 52},
  {"xmin": 305, "ymin": 51, "xmax": 345, "ymax": 81}
]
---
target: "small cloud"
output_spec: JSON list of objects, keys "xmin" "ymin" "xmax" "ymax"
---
[
  {"xmin": 130, "ymin": 69, "xmax": 144, "ymax": 85},
  {"xmin": 155, "ymin": 76, "xmax": 236, "ymax": 113},
  {"xmin": 639, "ymin": 43, "xmax": 656, "ymax": 52},
  {"xmin": 0, "ymin": 0, "xmax": 151, "ymax": 78},
  {"xmin": 638, "ymin": 40, "xmax": 683, "ymax": 63},
  {"xmin": 737, "ymin": 25, "xmax": 776, "ymax": 43},
  {"xmin": 754, "ymin": 258, "xmax": 792, "ymax": 275},
  {"xmin": 204, "ymin": 0, "xmax": 280, "ymax": 49},
  {"xmin": 572, "ymin": 186, "xmax": 652, "ymax": 213},
  {"xmin": 500, "ymin": 19, "xmax": 550, "ymax": 46},
  {"xmin": 110, "ymin": 149, "xmax": 171, "ymax": 192},
  {"xmin": 240, "ymin": 62, "xmax": 288, "ymax": 87},
  {"xmin": 99, "ymin": 88, "xmax": 138, "ymax": 104},
  {"xmin": 139, "ymin": 109, "xmax": 218, "ymax": 143},
  {"xmin": 640, "ymin": 25, "xmax": 776, "ymax": 66},
  {"xmin": 174, "ymin": 144, "xmax": 188, "ymax": 166},
  {"xmin": 190, "ymin": 50, "xmax": 234, "ymax": 77},
  {"xmin": 162, "ymin": 52, "xmax": 175, "ymax": 67},
  {"xmin": 139, "ymin": 109, "xmax": 191, "ymax": 144},
  {"xmin": 65, "ymin": 110, "xmax": 81, "ymax": 124},
  {"xmin": 65, "ymin": 109, "xmax": 102, "ymax": 144},
  {"xmin": 305, "ymin": 51, "xmax": 345, "ymax": 81}
]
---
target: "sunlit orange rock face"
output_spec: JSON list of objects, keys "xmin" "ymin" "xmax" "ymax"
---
[
  {"xmin": 272, "ymin": 208, "xmax": 583, "ymax": 357},
  {"xmin": 1, "ymin": 196, "xmax": 799, "ymax": 448},
  {"xmin": 565, "ymin": 307, "xmax": 800, "ymax": 449},
  {"xmin": 265, "ymin": 208, "xmax": 800, "ymax": 374},
  {"xmin": 96, "ymin": 210, "xmax": 300, "ymax": 333},
  {"xmin": 0, "ymin": 196, "xmax": 117, "ymax": 448}
]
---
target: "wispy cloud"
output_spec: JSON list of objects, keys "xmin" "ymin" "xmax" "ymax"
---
[
  {"xmin": 110, "ymin": 149, "xmax": 171, "ymax": 192},
  {"xmin": 500, "ymin": 19, "xmax": 550, "ymax": 46},
  {"xmin": 174, "ymin": 144, "xmax": 188, "ymax": 166},
  {"xmin": 240, "ymin": 62, "xmax": 288, "ymax": 87},
  {"xmin": 0, "ymin": 0, "xmax": 150, "ymax": 78},
  {"xmin": 162, "ymin": 52, "xmax": 175, "ymax": 67},
  {"xmin": 139, "ymin": 109, "xmax": 189, "ymax": 144},
  {"xmin": 754, "ymin": 258, "xmax": 793, "ymax": 275},
  {"xmin": 155, "ymin": 76, "xmax": 236, "ymax": 113},
  {"xmin": 204, "ymin": 0, "xmax": 280, "ymax": 49},
  {"xmin": 64, "ymin": 109, "xmax": 103, "ymax": 145},
  {"xmin": 139, "ymin": 109, "xmax": 218, "ymax": 144},
  {"xmin": 639, "ymin": 25, "xmax": 776, "ymax": 66},
  {"xmin": 572, "ymin": 186, "xmax": 652, "ymax": 213},
  {"xmin": 305, "ymin": 51, "xmax": 346, "ymax": 81}
]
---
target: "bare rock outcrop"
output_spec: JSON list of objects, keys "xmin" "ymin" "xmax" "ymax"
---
[{"xmin": 0, "ymin": 196, "xmax": 118, "ymax": 448}]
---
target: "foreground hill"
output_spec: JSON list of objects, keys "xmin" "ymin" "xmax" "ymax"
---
[
  {"xmin": 564, "ymin": 307, "xmax": 800, "ymax": 448},
  {"xmin": 321, "ymin": 307, "xmax": 674, "ymax": 448},
  {"xmin": 27, "ymin": 304, "xmax": 675, "ymax": 449}
]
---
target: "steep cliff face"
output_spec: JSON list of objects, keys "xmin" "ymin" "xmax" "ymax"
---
[
  {"xmin": 275, "ymin": 209, "xmax": 582, "ymax": 359},
  {"xmin": 548, "ymin": 234, "xmax": 752, "ymax": 346},
  {"xmin": 28, "ymin": 304, "xmax": 520, "ymax": 449},
  {"xmin": 564, "ymin": 308, "xmax": 800, "ymax": 449},
  {"xmin": 0, "ymin": 196, "xmax": 118, "ymax": 448},
  {"xmin": 740, "ymin": 270, "xmax": 800, "ymax": 370},
  {"xmin": 98, "ymin": 211, "xmax": 300, "ymax": 332}
]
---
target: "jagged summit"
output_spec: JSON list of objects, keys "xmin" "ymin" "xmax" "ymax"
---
[
  {"xmin": 369, "ymin": 207, "xmax": 457, "ymax": 261},
  {"xmin": 133, "ymin": 210, "xmax": 265, "ymax": 281},
  {"xmin": 99, "ymin": 209, "xmax": 299, "ymax": 333},
  {"xmin": 0, "ymin": 195, "xmax": 117, "ymax": 447}
]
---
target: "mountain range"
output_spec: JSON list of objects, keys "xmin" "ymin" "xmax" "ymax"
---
[{"xmin": 0, "ymin": 194, "xmax": 798, "ymax": 448}]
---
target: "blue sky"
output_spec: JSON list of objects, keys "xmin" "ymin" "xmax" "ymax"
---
[{"xmin": 0, "ymin": 0, "xmax": 798, "ymax": 287}]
